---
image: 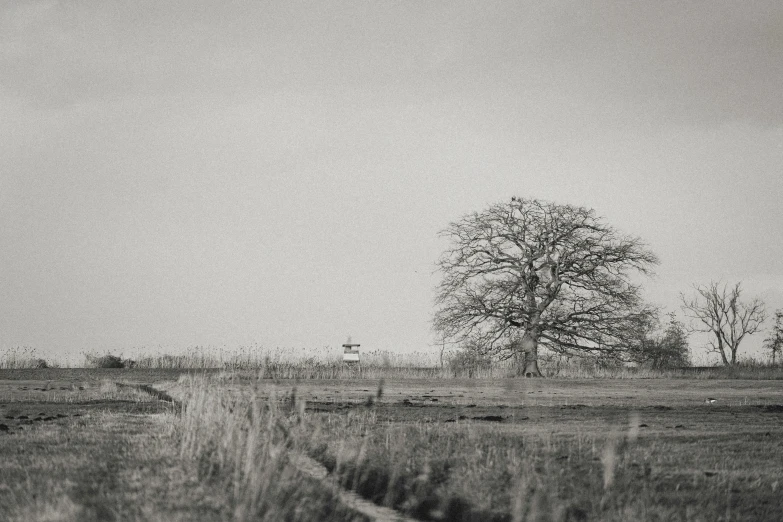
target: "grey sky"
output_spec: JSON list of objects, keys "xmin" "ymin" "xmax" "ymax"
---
[{"xmin": 2, "ymin": 1, "xmax": 782, "ymax": 361}]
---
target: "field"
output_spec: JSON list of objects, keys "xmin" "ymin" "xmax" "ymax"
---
[{"xmin": 1, "ymin": 368, "xmax": 782, "ymax": 521}]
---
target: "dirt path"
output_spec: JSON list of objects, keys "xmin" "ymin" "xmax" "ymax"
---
[{"xmin": 290, "ymin": 452, "xmax": 417, "ymax": 522}]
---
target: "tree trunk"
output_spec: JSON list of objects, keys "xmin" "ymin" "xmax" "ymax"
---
[
  {"xmin": 514, "ymin": 349, "xmax": 525, "ymax": 377},
  {"xmin": 716, "ymin": 336, "xmax": 730, "ymax": 366},
  {"xmin": 520, "ymin": 332, "xmax": 543, "ymax": 377}
]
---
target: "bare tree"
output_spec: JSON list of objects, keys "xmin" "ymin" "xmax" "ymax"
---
[
  {"xmin": 434, "ymin": 197, "xmax": 658, "ymax": 377},
  {"xmin": 763, "ymin": 309, "xmax": 783, "ymax": 365},
  {"xmin": 680, "ymin": 282, "xmax": 766, "ymax": 366}
]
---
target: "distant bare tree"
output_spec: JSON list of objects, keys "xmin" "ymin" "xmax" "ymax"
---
[
  {"xmin": 680, "ymin": 282, "xmax": 766, "ymax": 366},
  {"xmin": 434, "ymin": 197, "xmax": 658, "ymax": 377},
  {"xmin": 763, "ymin": 309, "xmax": 783, "ymax": 365}
]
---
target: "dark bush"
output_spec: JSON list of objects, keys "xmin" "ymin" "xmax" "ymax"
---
[{"xmin": 87, "ymin": 354, "xmax": 125, "ymax": 368}]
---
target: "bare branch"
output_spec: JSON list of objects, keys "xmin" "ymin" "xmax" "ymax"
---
[
  {"xmin": 434, "ymin": 197, "xmax": 659, "ymax": 375},
  {"xmin": 680, "ymin": 281, "xmax": 766, "ymax": 365}
]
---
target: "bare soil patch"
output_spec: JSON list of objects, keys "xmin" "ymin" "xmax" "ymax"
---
[{"xmin": 169, "ymin": 375, "xmax": 782, "ymax": 408}]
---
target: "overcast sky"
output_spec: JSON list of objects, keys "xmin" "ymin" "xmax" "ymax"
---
[{"xmin": 2, "ymin": 1, "xmax": 782, "ymax": 363}]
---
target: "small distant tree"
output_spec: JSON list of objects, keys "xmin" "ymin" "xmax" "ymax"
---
[
  {"xmin": 434, "ymin": 197, "xmax": 659, "ymax": 377},
  {"xmin": 661, "ymin": 314, "xmax": 691, "ymax": 367},
  {"xmin": 763, "ymin": 309, "xmax": 783, "ymax": 365},
  {"xmin": 633, "ymin": 313, "xmax": 690, "ymax": 369},
  {"xmin": 680, "ymin": 281, "xmax": 766, "ymax": 366}
]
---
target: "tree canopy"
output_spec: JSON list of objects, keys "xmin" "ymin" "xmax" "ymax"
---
[
  {"xmin": 434, "ymin": 197, "xmax": 658, "ymax": 376},
  {"xmin": 631, "ymin": 313, "xmax": 690, "ymax": 369},
  {"xmin": 764, "ymin": 309, "xmax": 783, "ymax": 365}
]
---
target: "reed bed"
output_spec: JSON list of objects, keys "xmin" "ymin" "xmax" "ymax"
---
[
  {"xmin": 0, "ymin": 347, "xmax": 55, "ymax": 369},
  {"xmin": 3, "ymin": 345, "xmax": 782, "ymax": 379}
]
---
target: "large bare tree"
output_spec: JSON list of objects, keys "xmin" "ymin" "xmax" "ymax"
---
[
  {"xmin": 434, "ymin": 197, "xmax": 659, "ymax": 377},
  {"xmin": 680, "ymin": 282, "xmax": 766, "ymax": 366}
]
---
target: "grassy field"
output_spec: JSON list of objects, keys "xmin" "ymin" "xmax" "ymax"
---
[{"xmin": 1, "ymin": 368, "xmax": 782, "ymax": 521}]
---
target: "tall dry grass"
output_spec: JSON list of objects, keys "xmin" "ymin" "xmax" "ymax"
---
[
  {"xmin": 4, "ymin": 344, "xmax": 782, "ymax": 379},
  {"xmin": 173, "ymin": 375, "xmax": 782, "ymax": 521},
  {"xmin": 0, "ymin": 347, "xmax": 54, "ymax": 369},
  {"xmin": 175, "ymin": 376, "xmax": 369, "ymax": 521}
]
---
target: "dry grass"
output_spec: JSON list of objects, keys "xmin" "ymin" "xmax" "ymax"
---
[
  {"xmin": 175, "ymin": 379, "xmax": 370, "ymax": 521},
  {"xmin": 304, "ymin": 409, "xmax": 782, "ymax": 521},
  {"xmin": 0, "ymin": 411, "xmax": 237, "ymax": 521},
  {"xmin": 4, "ymin": 345, "xmax": 782, "ymax": 380},
  {"xmin": 0, "ymin": 347, "xmax": 56, "ymax": 370},
  {"xmin": 165, "ymin": 375, "xmax": 783, "ymax": 521},
  {"xmin": 2, "ymin": 366, "xmax": 783, "ymax": 521}
]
